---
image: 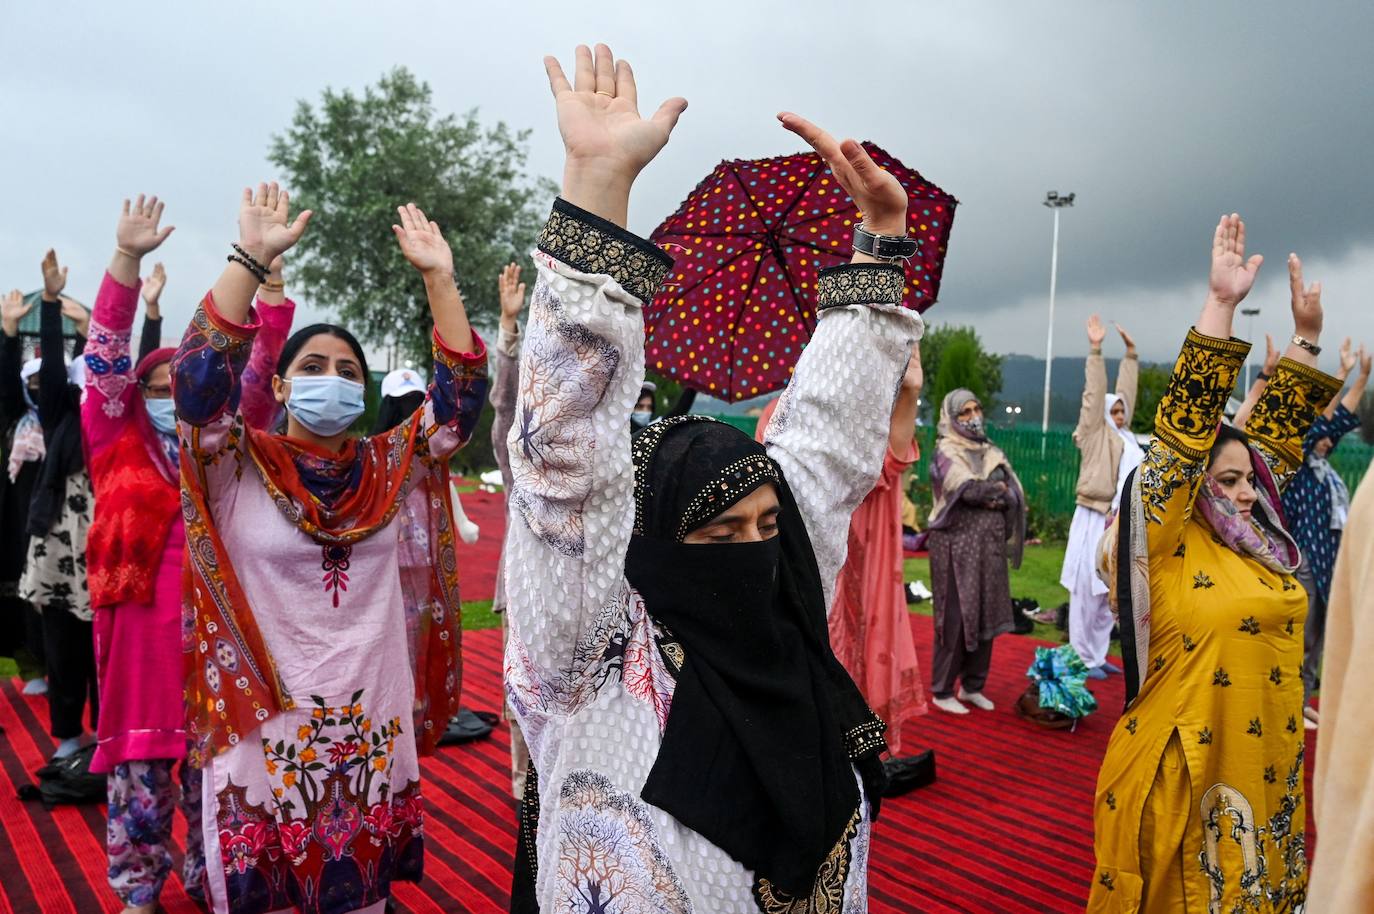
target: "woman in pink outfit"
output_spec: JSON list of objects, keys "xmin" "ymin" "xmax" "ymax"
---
[{"xmin": 82, "ymin": 196, "xmax": 295, "ymax": 914}]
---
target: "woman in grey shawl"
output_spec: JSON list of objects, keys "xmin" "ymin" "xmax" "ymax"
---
[{"xmin": 925, "ymin": 389, "xmax": 1026, "ymax": 715}]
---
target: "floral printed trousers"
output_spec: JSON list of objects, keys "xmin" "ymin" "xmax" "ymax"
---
[{"xmin": 107, "ymin": 758, "xmax": 206, "ymax": 906}]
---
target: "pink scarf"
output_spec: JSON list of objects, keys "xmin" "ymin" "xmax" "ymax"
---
[{"xmin": 1194, "ymin": 448, "xmax": 1300, "ymax": 574}]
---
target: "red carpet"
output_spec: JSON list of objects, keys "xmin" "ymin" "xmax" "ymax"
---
[{"xmin": 0, "ymin": 618, "xmax": 1317, "ymax": 913}]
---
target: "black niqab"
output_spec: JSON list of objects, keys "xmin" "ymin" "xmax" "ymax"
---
[{"xmin": 626, "ymin": 416, "xmax": 886, "ymax": 896}]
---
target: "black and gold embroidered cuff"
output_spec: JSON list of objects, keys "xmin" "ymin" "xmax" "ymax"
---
[
  {"xmin": 1245, "ymin": 357, "xmax": 1342, "ymax": 468},
  {"xmin": 1153, "ymin": 328, "xmax": 1249, "ymax": 460},
  {"xmin": 537, "ymin": 197, "xmax": 674, "ymax": 304},
  {"xmin": 843, "ymin": 715, "xmax": 888, "ymax": 759},
  {"xmin": 816, "ymin": 263, "xmax": 905, "ymax": 310}
]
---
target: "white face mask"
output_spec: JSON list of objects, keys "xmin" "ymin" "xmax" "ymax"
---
[
  {"xmin": 631, "ymin": 410, "xmax": 654, "ymax": 429},
  {"xmin": 284, "ymin": 375, "xmax": 366, "ymax": 436}
]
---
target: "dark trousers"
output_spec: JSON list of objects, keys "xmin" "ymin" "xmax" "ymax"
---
[
  {"xmin": 40, "ymin": 605, "xmax": 97, "ymax": 739},
  {"xmin": 1296, "ymin": 560, "xmax": 1326, "ymax": 703},
  {"xmin": 931, "ymin": 591, "xmax": 995, "ymax": 698}
]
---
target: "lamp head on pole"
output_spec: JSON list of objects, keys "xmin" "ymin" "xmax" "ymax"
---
[{"xmin": 1043, "ymin": 191, "xmax": 1076, "ymax": 209}]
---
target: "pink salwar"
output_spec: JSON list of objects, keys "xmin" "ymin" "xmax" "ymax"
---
[{"xmin": 828, "ymin": 442, "xmax": 927, "ymax": 752}]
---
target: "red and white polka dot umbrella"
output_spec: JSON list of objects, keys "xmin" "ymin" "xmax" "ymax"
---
[{"xmin": 647, "ymin": 142, "xmax": 956, "ymax": 402}]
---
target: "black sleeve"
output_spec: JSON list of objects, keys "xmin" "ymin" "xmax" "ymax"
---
[
  {"xmin": 137, "ymin": 315, "xmax": 163, "ymax": 365},
  {"xmin": 36, "ymin": 299, "xmax": 71, "ymax": 432},
  {"xmin": 71, "ymin": 330, "xmax": 87, "ymax": 359},
  {"xmin": 665, "ymin": 387, "xmax": 697, "ymax": 419},
  {"xmin": 0, "ymin": 333, "xmax": 24, "ymax": 425}
]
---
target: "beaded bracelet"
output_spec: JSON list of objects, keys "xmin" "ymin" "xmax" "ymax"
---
[
  {"xmin": 227, "ymin": 254, "xmax": 267, "ymax": 283},
  {"xmin": 230, "ymin": 241, "xmax": 270, "ymax": 274}
]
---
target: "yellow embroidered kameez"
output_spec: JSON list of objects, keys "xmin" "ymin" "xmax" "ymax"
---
[{"xmin": 1088, "ymin": 329, "xmax": 1340, "ymax": 912}]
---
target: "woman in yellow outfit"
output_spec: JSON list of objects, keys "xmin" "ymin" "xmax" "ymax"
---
[{"xmin": 1088, "ymin": 214, "xmax": 1340, "ymax": 912}]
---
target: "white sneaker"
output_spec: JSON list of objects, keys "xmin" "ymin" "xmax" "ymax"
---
[
  {"xmin": 908, "ymin": 580, "xmax": 932, "ymax": 601},
  {"xmin": 957, "ymin": 689, "xmax": 996, "ymax": 711},
  {"xmin": 931, "ymin": 695, "xmax": 970, "ymax": 715},
  {"xmin": 21, "ymin": 678, "xmax": 48, "ymax": 696}
]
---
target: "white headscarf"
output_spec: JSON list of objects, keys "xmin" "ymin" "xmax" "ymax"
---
[{"xmin": 1106, "ymin": 394, "xmax": 1144, "ymax": 511}]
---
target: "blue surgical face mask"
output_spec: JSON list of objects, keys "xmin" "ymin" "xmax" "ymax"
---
[
  {"xmin": 284, "ymin": 375, "xmax": 366, "ymax": 436},
  {"xmin": 144, "ymin": 397, "xmax": 177, "ymax": 435}
]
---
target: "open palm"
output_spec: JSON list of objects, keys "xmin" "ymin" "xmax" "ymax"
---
[
  {"xmin": 239, "ymin": 182, "xmax": 312, "ymax": 264},
  {"xmin": 117, "ymin": 195, "xmax": 175, "ymax": 257},
  {"xmin": 1208, "ymin": 214, "xmax": 1263, "ymax": 308},
  {"xmin": 545, "ymin": 45, "xmax": 686, "ymax": 179},
  {"xmin": 392, "ymin": 203, "xmax": 454, "ymax": 275}
]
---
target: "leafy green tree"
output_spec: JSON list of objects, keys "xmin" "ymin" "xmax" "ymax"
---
[
  {"xmin": 269, "ymin": 68, "xmax": 556, "ymax": 366},
  {"xmin": 1131, "ymin": 362, "xmax": 1172, "ymax": 433},
  {"xmin": 920, "ymin": 323, "xmax": 1003, "ymax": 417}
]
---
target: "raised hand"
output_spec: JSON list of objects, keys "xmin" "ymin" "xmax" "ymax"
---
[
  {"xmin": 238, "ymin": 182, "xmax": 313, "ymax": 264},
  {"xmin": 1115, "ymin": 323, "xmax": 1136, "ymax": 353},
  {"xmin": 1206, "ymin": 214, "xmax": 1263, "ymax": 309},
  {"xmin": 1338, "ymin": 337, "xmax": 1355, "ymax": 376},
  {"xmin": 59, "ymin": 297, "xmax": 90, "ymax": 336},
  {"xmin": 1262, "ymin": 333, "xmax": 1280, "ymax": 376},
  {"xmin": 116, "ymin": 194, "xmax": 175, "ymax": 258},
  {"xmin": 1359, "ymin": 345, "xmax": 1372, "ymax": 378},
  {"xmin": 2, "ymin": 289, "xmax": 33, "ymax": 337},
  {"xmin": 392, "ymin": 203, "xmax": 454, "ymax": 276},
  {"xmin": 498, "ymin": 263, "xmax": 526, "ymax": 325},
  {"xmin": 1086, "ymin": 314, "xmax": 1107, "ymax": 347},
  {"xmin": 41, "ymin": 249, "xmax": 68, "ymax": 299},
  {"xmin": 779, "ymin": 113, "xmax": 907, "ymax": 237},
  {"xmin": 1287, "ymin": 253, "xmax": 1323, "ymax": 340},
  {"xmin": 545, "ymin": 44, "xmax": 687, "ymax": 227},
  {"xmin": 267, "ymin": 255, "xmax": 285, "ymax": 284},
  {"xmin": 142, "ymin": 262, "xmax": 166, "ymax": 307}
]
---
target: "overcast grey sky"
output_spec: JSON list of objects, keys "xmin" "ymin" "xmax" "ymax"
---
[{"xmin": 2, "ymin": 1, "xmax": 1371, "ymax": 364}]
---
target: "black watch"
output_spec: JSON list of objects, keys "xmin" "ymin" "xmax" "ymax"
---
[{"xmin": 851, "ymin": 224, "xmax": 917, "ymax": 263}]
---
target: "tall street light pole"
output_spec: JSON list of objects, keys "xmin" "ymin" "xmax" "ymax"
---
[
  {"xmin": 1041, "ymin": 191, "xmax": 1076, "ymax": 436},
  {"xmin": 1241, "ymin": 307, "xmax": 1261, "ymax": 389}
]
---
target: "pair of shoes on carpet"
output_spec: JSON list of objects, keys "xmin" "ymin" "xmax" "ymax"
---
[
  {"xmin": 1085, "ymin": 666, "xmax": 1108, "ymax": 680},
  {"xmin": 932, "ymin": 690, "xmax": 995, "ymax": 714},
  {"xmin": 904, "ymin": 580, "xmax": 932, "ymax": 603}
]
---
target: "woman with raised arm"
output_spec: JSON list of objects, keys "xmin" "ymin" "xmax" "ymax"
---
[
  {"xmin": 1062, "ymin": 315, "xmax": 1141, "ymax": 680},
  {"xmin": 81, "ymin": 198, "xmax": 296, "ymax": 914},
  {"xmin": 506, "ymin": 44, "xmax": 921, "ymax": 912},
  {"xmin": 172, "ymin": 185, "xmax": 487, "ymax": 914},
  {"xmin": 1280, "ymin": 329, "xmax": 1369, "ymax": 729},
  {"xmin": 924, "ymin": 388, "xmax": 1026, "ymax": 715},
  {"xmin": 0, "ymin": 289, "xmax": 45, "ymax": 692},
  {"xmin": 1089, "ymin": 220, "xmax": 1338, "ymax": 911},
  {"xmin": 825, "ymin": 344, "xmax": 928, "ymax": 752},
  {"xmin": 21, "ymin": 249, "xmax": 99, "ymax": 762},
  {"xmin": 491, "ymin": 261, "xmax": 531, "ymax": 800}
]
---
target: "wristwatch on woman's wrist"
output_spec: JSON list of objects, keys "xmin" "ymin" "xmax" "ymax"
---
[
  {"xmin": 852, "ymin": 224, "xmax": 917, "ymax": 263},
  {"xmin": 1291, "ymin": 334, "xmax": 1321, "ymax": 356}
]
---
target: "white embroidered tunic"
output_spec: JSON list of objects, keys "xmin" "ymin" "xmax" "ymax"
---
[{"xmin": 504, "ymin": 199, "xmax": 922, "ymax": 912}]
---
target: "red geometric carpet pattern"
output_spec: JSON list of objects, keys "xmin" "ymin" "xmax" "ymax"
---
[{"xmin": 0, "ymin": 618, "xmax": 1317, "ymax": 913}]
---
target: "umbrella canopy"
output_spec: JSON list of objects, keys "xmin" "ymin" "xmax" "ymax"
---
[{"xmin": 647, "ymin": 143, "xmax": 956, "ymax": 402}]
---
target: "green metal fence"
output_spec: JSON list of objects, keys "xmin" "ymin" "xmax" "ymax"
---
[{"xmin": 708, "ymin": 415, "xmax": 1374, "ymax": 520}]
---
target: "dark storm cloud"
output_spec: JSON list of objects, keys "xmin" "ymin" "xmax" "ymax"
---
[{"xmin": 0, "ymin": 1, "xmax": 1368, "ymax": 362}]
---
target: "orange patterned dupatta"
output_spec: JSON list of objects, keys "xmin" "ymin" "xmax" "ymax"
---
[{"xmin": 182, "ymin": 410, "xmax": 463, "ymax": 767}]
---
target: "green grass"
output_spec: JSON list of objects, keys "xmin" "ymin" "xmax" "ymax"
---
[
  {"xmin": 462, "ymin": 599, "xmax": 500, "ymax": 631},
  {"xmin": 904, "ymin": 542, "xmax": 1071, "ymax": 645}
]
